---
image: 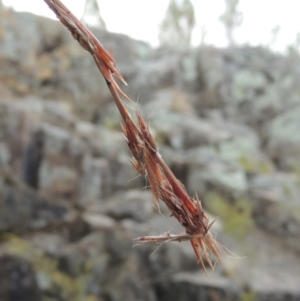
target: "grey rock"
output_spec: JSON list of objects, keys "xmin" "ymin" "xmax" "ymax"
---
[
  {"xmin": 39, "ymin": 161, "xmax": 79, "ymax": 196},
  {"xmin": 252, "ymin": 205, "xmax": 300, "ymax": 252},
  {"xmin": 28, "ymin": 233, "xmax": 67, "ymax": 257},
  {"xmin": 1, "ymin": 9, "xmax": 300, "ymax": 301},
  {"xmin": 42, "ymin": 123, "xmax": 71, "ymax": 156},
  {"xmin": 264, "ymin": 106, "xmax": 300, "ymax": 169},
  {"xmin": 0, "ymin": 255, "xmax": 41, "ymax": 301},
  {"xmin": 132, "ymin": 50, "xmax": 180, "ymax": 93},
  {"xmin": 216, "ymin": 121, "xmax": 273, "ymax": 173},
  {"xmin": 0, "ymin": 186, "xmax": 68, "ymax": 232},
  {"xmin": 0, "ymin": 10, "xmax": 150, "ymax": 119},
  {"xmin": 250, "ymin": 173, "xmax": 300, "ymax": 250},
  {"xmin": 95, "ymin": 190, "xmax": 154, "ymax": 222},
  {"xmin": 249, "ymin": 172, "xmax": 300, "ymax": 206},
  {"xmin": 82, "ymin": 213, "xmax": 116, "ymax": 229},
  {"xmin": 141, "ymin": 88, "xmax": 195, "ymax": 118},
  {"xmin": 22, "ymin": 129, "xmax": 44, "ymax": 189},
  {"xmin": 157, "ymin": 272, "xmax": 240, "ymax": 301},
  {"xmin": 231, "ymin": 69, "xmax": 268, "ymax": 105},
  {"xmin": 102, "ymin": 256, "xmax": 157, "ymax": 301},
  {"xmin": 79, "ymin": 155, "xmax": 112, "ymax": 205},
  {"xmin": 150, "ymin": 112, "xmax": 230, "ymax": 149},
  {"xmin": 196, "ymin": 46, "xmax": 300, "ymax": 128},
  {"xmin": 0, "ymin": 142, "xmax": 10, "ymax": 169},
  {"xmin": 186, "ymin": 147, "xmax": 248, "ymax": 197}
]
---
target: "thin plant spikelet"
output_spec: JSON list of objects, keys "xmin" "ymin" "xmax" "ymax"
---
[{"xmin": 43, "ymin": 0, "xmax": 224, "ymax": 273}]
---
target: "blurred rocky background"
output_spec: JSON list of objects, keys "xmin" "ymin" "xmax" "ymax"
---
[{"xmin": 0, "ymin": 1, "xmax": 300, "ymax": 300}]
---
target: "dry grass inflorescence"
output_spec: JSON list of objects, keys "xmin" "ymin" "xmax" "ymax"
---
[{"xmin": 43, "ymin": 0, "xmax": 224, "ymax": 274}]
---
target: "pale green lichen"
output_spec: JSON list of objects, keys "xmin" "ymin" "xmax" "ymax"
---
[
  {"xmin": 238, "ymin": 155, "xmax": 272, "ymax": 174},
  {"xmin": 3, "ymin": 234, "xmax": 96, "ymax": 301},
  {"xmin": 240, "ymin": 291, "xmax": 255, "ymax": 301},
  {"xmin": 206, "ymin": 193, "xmax": 254, "ymax": 239}
]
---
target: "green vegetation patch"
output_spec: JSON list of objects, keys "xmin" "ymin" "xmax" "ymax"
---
[
  {"xmin": 206, "ymin": 193, "xmax": 255, "ymax": 239},
  {"xmin": 238, "ymin": 155, "xmax": 272, "ymax": 174},
  {"xmin": 3, "ymin": 234, "xmax": 96, "ymax": 301}
]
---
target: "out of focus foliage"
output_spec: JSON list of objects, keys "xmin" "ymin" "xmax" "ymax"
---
[
  {"xmin": 82, "ymin": 0, "xmax": 106, "ymax": 29},
  {"xmin": 219, "ymin": 0, "xmax": 243, "ymax": 45},
  {"xmin": 159, "ymin": 0, "xmax": 195, "ymax": 48}
]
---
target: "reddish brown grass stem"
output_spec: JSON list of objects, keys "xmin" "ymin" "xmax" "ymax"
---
[{"xmin": 43, "ymin": 0, "xmax": 224, "ymax": 274}]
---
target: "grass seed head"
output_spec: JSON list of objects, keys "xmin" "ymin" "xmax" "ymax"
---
[{"xmin": 43, "ymin": 0, "xmax": 224, "ymax": 272}]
